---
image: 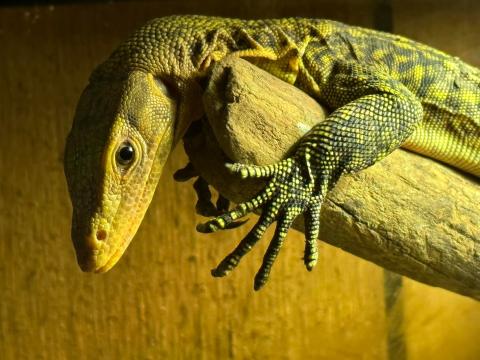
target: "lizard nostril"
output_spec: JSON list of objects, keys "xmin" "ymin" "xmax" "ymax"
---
[{"xmin": 96, "ymin": 229, "xmax": 108, "ymax": 241}]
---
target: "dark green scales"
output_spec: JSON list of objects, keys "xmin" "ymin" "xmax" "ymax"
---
[{"xmin": 64, "ymin": 16, "xmax": 480, "ymax": 289}]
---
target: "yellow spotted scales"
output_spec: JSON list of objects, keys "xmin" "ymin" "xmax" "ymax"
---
[{"xmin": 64, "ymin": 16, "xmax": 480, "ymax": 290}]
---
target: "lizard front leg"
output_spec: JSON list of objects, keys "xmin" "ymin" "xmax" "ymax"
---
[{"xmin": 198, "ymin": 62, "xmax": 424, "ymax": 290}]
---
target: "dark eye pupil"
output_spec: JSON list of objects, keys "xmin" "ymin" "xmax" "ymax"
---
[
  {"xmin": 119, "ymin": 146, "xmax": 133, "ymax": 161},
  {"xmin": 117, "ymin": 143, "xmax": 134, "ymax": 166}
]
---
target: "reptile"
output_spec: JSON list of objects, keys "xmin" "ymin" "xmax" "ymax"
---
[{"xmin": 64, "ymin": 15, "xmax": 480, "ymax": 290}]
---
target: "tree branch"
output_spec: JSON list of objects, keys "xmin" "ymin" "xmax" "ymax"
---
[{"xmin": 183, "ymin": 56, "xmax": 480, "ymax": 300}]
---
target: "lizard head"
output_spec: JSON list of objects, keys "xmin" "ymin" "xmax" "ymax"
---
[{"xmin": 64, "ymin": 70, "xmax": 176, "ymax": 273}]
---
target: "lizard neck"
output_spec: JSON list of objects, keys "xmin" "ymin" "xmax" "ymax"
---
[{"xmin": 92, "ymin": 16, "xmax": 246, "ymax": 144}]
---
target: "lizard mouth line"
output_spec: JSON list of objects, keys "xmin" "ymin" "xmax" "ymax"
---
[
  {"xmin": 94, "ymin": 244, "xmax": 126, "ymax": 273},
  {"xmin": 92, "ymin": 195, "xmax": 147, "ymax": 273}
]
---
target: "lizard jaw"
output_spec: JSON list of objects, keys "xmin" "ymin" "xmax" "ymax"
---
[
  {"xmin": 73, "ymin": 202, "xmax": 151, "ymax": 273},
  {"xmin": 74, "ymin": 229, "xmax": 132, "ymax": 273},
  {"xmin": 93, "ymin": 246, "xmax": 125, "ymax": 273}
]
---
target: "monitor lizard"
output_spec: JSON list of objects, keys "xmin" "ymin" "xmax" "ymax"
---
[{"xmin": 64, "ymin": 15, "xmax": 480, "ymax": 290}]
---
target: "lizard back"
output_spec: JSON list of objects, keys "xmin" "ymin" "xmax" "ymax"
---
[{"xmin": 97, "ymin": 16, "xmax": 480, "ymax": 176}]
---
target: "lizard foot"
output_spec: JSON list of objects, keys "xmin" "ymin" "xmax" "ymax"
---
[
  {"xmin": 197, "ymin": 156, "xmax": 326, "ymax": 290},
  {"xmin": 174, "ymin": 162, "xmax": 244, "ymax": 222}
]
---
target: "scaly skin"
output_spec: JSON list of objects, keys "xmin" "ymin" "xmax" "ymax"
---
[{"xmin": 64, "ymin": 16, "xmax": 480, "ymax": 289}]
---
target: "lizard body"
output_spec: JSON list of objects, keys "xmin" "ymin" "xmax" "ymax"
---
[{"xmin": 64, "ymin": 16, "xmax": 480, "ymax": 288}]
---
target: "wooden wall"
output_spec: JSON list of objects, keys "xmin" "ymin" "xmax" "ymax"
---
[{"xmin": 0, "ymin": 1, "xmax": 479, "ymax": 359}]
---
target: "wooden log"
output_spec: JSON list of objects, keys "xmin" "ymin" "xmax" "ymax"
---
[{"xmin": 183, "ymin": 56, "xmax": 480, "ymax": 300}]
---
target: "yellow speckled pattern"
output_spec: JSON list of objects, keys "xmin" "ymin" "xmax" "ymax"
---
[{"xmin": 65, "ymin": 15, "xmax": 480, "ymax": 286}]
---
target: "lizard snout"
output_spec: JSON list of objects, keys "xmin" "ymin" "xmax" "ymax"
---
[
  {"xmin": 95, "ymin": 229, "xmax": 108, "ymax": 241},
  {"xmin": 71, "ymin": 224, "xmax": 106, "ymax": 272}
]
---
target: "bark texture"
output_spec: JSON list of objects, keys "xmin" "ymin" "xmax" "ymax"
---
[{"xmin": 184, "ymin": 56, "xmax": 480, "ymax": 300}]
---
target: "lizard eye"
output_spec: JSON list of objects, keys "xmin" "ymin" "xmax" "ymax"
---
[{"xmin": 116, "ymin": 141, "xmax": 135, "ymax": 168}]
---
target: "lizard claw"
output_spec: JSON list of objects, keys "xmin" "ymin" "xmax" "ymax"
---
[{"xmin": 205, "ymin": 156, "xmax": 327, "ymax": 290}]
